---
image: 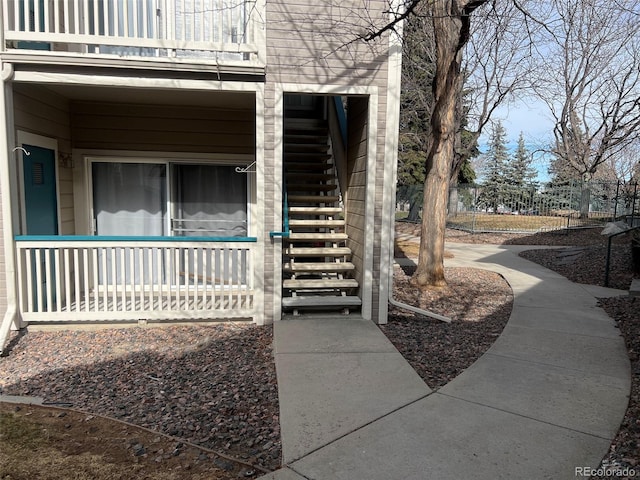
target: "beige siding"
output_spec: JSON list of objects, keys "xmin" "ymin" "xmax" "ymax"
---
[
  {"xmin": 71, "ymin": 102, "xmax": 255, "ymax": 155},
  {"xmin": 345, "ymin": 96, "xmax": 369, "ymax": 295},
  {"xmin": 13, "ymin": 84, "xmax": 75, "ymax": 235},
  {"xmin": 372, "ymin": 91, "xmax": 394, "ymax": 321},
  {"xmin": 266, "ymin": 1, "xmax": 390, "ymax": 86}
]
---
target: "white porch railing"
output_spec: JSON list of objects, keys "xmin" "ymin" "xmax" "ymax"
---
[
  {"xmin": 15, "ymin": 236, "xmax": 257, "ymax": 322},
  {"xmin": 2, "ymin": 0, "xmax": 260, "ymax": 61}
]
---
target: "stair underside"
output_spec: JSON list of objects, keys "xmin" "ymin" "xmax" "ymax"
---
[
  {"xmin": 285, "ymin": 162, "xmax": 333, "ymax": 172},
  {"xmin": 288, "ymin": 195, "xmax": 340, "ymax": 204},
  {"xmin": 286, "ymin": 173, "xmax": 335, "ymax": 181},
  {"xmin": 284, "ymin": 153, "xmax": 332, "ymax": 161}
]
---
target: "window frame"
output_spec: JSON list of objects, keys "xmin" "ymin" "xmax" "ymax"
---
[{"xmin": 87, "ymin": 156, "xmax": 252, "ymax": 238}]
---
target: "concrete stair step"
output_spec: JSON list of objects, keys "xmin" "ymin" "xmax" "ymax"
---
[
  {"xmin": 289, "ymin": 206, "xmax": 343, "ymax": 215},
  {"xmin": 289, "ymin": 219, "xmax": 345, "ymax": 228},
  {"xmin": 284, "ymin": 262, "xmax": 355, "ymax": 273},
  {"xmin": 285, "ymin": 246, "xmax": 352, "ymax": 257},
  {"xmin": 282, "ymin": 295, "xmax": 362, "ymax": 309},
  {"xmin": 286, "ymin": 233, "xmax": 348, "ymax": 242},
  {"xmin": 283, "ymin": 278, "xmax": 359, "ymax": 289}
]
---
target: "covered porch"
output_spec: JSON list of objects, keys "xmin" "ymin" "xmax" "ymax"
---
[{"xmin": 1, "ymin": 74, "xmax": 265, "ymax": 326}]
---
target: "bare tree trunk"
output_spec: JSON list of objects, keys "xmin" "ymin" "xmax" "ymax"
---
[
  {"xmin": 414, "ymin": 151, "xmax": 450, "ymax": 286},
  {"xmin": 413, "ymin": 0, "xmax": 474, "ymax": 287},
  {"xmin": 579, "ymin": 174, "xmax": 592, "ymax": 220},
  {"xmin": 579, "ymin": 184, "xmax": 591, "ymax": 219}
]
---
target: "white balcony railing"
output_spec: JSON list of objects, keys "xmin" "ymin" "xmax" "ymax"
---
[
  {"xmin": 2, "ymin": 0, "xmax": 260, "ymax": 61},
  {"xmin": 15, "ymin": 236, "xmax": 257, "ymax": 322}
]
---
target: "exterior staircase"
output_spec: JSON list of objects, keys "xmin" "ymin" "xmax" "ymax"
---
[{"xmin": 281, "ymin": 113, "xmax": 361, "ymax": 314}]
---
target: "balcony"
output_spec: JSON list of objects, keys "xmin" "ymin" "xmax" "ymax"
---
[{"xmin": 1, "ymin": 0, "xmax": 264, "ymax": 68}]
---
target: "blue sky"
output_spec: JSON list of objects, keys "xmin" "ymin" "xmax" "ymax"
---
[{"xmin": 478, "ymin": 100, "xmax": 555, "ymax": 182}]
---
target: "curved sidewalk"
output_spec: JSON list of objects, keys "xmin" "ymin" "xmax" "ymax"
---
[{"xmin": 260, "ymin": 244, "xmax": 631, "ymax": 480}]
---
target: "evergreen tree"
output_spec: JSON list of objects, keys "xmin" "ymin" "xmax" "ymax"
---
[
  {"xmin": 509, "ymin": 133, "xmax": 538, "ymax": 187},
  {"xmin": 505, "ymin": 133, "xmax": 539, "ymax": 212},
  {"xmin": 478, "ymin": 121, "xmax": 509, "ymax": 212}
]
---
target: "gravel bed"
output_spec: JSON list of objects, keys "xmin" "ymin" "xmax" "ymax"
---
[
  {"xmin": 593, "ymin": 296, "xmax": 640, "ymax": 479},
  {"xmin": 381, "ymin": 265, "xmax": 513, "ymax": 388},
  {"xmin": 519, "ymin": 244, "xmax": 633, "ymax": 290},
  {"xmin": 0, "ymin": 323, "xmax": 281, "ymax": 471}
]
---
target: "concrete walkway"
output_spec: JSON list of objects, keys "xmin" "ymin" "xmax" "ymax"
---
[{"xmin": 259, "ymin": 244, "xmax": 631, "ymax": 480}]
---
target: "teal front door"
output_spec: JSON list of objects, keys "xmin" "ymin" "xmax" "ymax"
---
[
  {"xmin": 22, "ymin": 144, "xmax": 58, "ymax": 311},
  {"xmin": 23, "ymin": 144, "xmax": 58, "ymax": 235}
]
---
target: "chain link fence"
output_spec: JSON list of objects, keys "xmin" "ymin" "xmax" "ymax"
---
[{"xmin": 396, "ymin": 180, "xmax": 640, "ymax": 233}]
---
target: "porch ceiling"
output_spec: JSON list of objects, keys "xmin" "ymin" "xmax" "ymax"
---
[{"xmin": 36, "ymin": 84, "xmax": 255, "ymax": 109}]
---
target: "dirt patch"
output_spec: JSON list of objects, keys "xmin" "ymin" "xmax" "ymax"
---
[{"xmin": 0, "ymin": 401, "xmax": 262, "ymax": 479}]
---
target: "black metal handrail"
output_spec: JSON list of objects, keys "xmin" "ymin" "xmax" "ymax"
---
[{"xmin": 604, "ymin": 224, "xmax": 640, "ymax": 287}]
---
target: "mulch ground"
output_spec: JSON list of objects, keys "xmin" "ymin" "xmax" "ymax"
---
[
  {"xmin": 0, "ymin": 323, "xmax": 281, "ymax": 472},
  {"xmin": 595, "ymin": 296, "xmax": 640, "ymax": 478},
  {"xmin": 381, "ymin": 265, "xmax": 513, "ymax": 388}
]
